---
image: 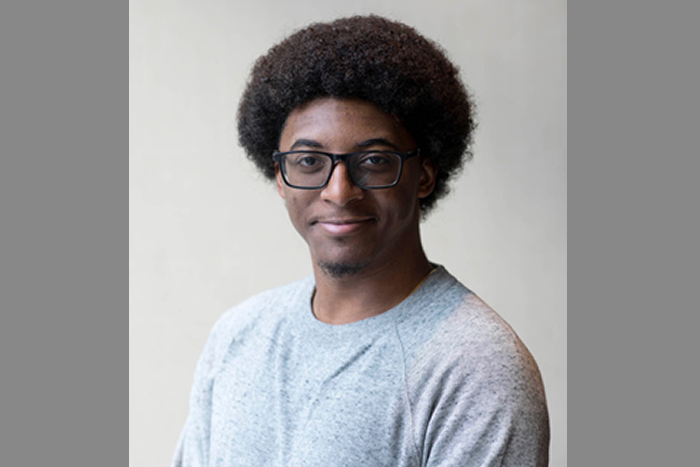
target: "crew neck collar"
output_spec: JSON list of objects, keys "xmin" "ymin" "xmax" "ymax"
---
[{"xmin": 293, "ymin": 264, "xmax": 449, "ymax": 341}]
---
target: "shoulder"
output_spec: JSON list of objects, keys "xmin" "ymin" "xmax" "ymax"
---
[
  {"xmin": 200, "ymin": 276, "xmax": 313, "ymax": 368},
  {"xmin": 398, "ymin": 266, "xmax": 548, "ymax": 418},
  {"xmin": 398, "ymin": 267, "xmax": 540, "ymax": 378},
  {"xmin": 405, "ymin": 271, "xmax": 545, "ymax": 399},
  {"xmin": 419, "ymin": 290, "xmax": 545, "ymax": 400},
  {"xmin": 398, "ymin": 268, "xmax": 550, "ymax": 464}
]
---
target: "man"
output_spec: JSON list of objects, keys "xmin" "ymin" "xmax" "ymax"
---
[{"xmin": 173, "ymin": 15, "xmax": 549, "ymax": 467}]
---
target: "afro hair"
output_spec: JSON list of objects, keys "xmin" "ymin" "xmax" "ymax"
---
[{"xmin": 237, "ymin": 15, "xmax": 476, "ymax": 214}]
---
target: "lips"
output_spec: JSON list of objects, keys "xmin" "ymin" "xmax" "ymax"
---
[{"xmin": 312, "ymin": 217, "xmax": 375, "ymax": 235}]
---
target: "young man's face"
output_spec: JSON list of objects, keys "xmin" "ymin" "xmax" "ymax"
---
[{"xmin": 276, "ymin": 97, "xmax": 436, "ymax": 277}]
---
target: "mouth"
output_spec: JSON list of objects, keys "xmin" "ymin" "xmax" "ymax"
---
[{"xmin": 313, "ymin": 217, "xmax": 376, "ymax": 235}]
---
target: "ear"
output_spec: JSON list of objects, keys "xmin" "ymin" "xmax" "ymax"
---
[
  {"xmin": 275, "ymin": 163, "xmax": 286, "ymax": 199},
  {"xmin": 417, "ymin": 158, "xmax": 437, "ymax": 199}
]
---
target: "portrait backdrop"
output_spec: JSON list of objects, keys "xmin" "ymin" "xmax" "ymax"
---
[{"xmin": 129, "ymin": 0, "xmax": 566, "ymax": 465}]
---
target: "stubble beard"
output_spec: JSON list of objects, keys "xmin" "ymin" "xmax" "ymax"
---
[{"xmin": 316, "ymin": 259, "xmax": 368, "ymax": 278}]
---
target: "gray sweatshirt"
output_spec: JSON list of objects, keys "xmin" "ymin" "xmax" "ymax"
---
[{"xmin": 172, "ymin": 266, "xmax": 549, "ymax": 466}]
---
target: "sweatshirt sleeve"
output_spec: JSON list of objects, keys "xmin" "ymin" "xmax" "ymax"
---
[
  {"xmin": 415, "ymin": 356, "xmax": 549, "ymax": 467},
  {"xmin": 170, "ymin": 310, "xmax": 238, "ymax": 467},
  {"xmin": 406, "ymin": 300, "xmax": 550, "ymax": 466}
]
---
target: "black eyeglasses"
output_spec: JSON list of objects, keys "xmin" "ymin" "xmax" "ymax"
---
[{"xmin": 272, "ymin": 149, "xmax": 420, "ymax": 190}]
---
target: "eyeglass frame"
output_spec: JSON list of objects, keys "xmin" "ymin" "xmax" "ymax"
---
[{"xmin": 272, "ymin": 149, "xmax": 421, "ymax": 190}]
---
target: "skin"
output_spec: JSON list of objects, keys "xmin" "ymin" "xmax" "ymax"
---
[{"xmin": 276, "ymin": 98, "xmax": 437, "ymax": 325}]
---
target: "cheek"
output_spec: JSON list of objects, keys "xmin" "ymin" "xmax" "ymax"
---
[
  {"xmin": 286, "ymin": 194, "xmax": 303, "ymax": 211},
  {"xmin": 284, "ymin": 194, "xmax": 310, "ymax": 229}
]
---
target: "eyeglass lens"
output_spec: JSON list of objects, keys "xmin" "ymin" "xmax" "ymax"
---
[{"xmin": 282, "ymin": 152, "xmax": 402, "ymax": 188}]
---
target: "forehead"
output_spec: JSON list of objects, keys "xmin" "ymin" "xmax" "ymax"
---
[{"xmin": 279, "ymin": 98, "xmax": 415, "ymax": 150}]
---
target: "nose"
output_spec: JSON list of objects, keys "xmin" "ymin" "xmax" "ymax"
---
[{"xmin": 320, "ymin": 161, "xmax": 364, "ymax": 206}]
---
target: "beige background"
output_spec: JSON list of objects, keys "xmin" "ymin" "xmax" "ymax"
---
[{"xmin": 129, "ymin": 0, "xmax": 566, "ymax": 465}]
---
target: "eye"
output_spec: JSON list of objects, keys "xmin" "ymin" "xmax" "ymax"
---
[
  {"xmin": 359, "ymin": 153, "xmax": 392, "ymax": 166},
  {"xmin": 355, "ymin": 153, "xmax": 398, "ymax": 173},
  {"xmin": 287, "ymin": 153, "xmax": 329, "ymax": 173},
  {"xmin": 298, "ymin": 156, "xmax": 319, "ymax": 167}
]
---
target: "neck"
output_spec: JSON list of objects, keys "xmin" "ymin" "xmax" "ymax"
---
[{"xmin": 311, "ymin": 242, "xmax": 434, "ymax": 325}]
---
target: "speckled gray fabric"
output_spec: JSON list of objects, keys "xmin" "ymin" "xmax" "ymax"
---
[{"xmin": 172, "ymin": 266, "xmax": 549, "ymax": 466}]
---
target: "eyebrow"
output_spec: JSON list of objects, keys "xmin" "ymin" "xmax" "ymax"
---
[
  {"xmin": 289, "ymin": 139, "xmax": 324, "ymax": 150},
  {"xmin": 355, "ymin": 138, "xmax": 400, "ymax": 150},
  {"xmin": 288, "ymin": 138, "xmax": 400, "ymax": 151}
]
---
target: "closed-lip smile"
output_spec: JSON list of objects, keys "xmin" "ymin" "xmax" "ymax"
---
[{"xmin": 313, "ymin": 217, "xmax": 375, "ymax": 235}]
